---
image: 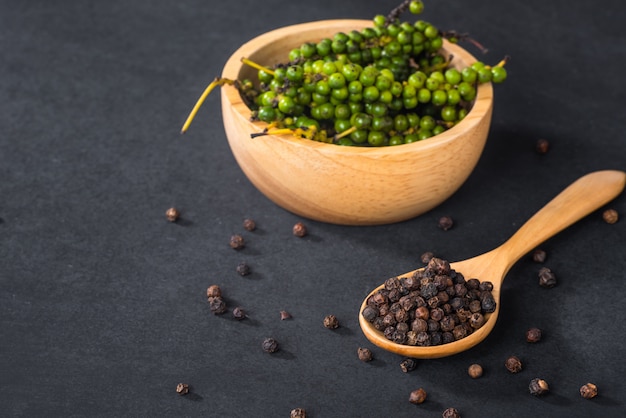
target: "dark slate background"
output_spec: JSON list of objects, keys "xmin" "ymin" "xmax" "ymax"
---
[{"xmin": 1, "ymin": 1, "xmax": 625, "ymax": 417}]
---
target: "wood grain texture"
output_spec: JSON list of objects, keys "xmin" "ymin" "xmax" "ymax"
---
[
  {"xmin": 221, "ymin": 20, "xmax": 493, "ymax": 225},
  {"xmin": 359, "ymin": 170, "xmax": 626, "ymax": 358}
]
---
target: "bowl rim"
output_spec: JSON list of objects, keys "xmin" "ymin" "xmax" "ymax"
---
[{"xmin": 221, "ymin": 19, "xmax": 493, "ymax": 155}]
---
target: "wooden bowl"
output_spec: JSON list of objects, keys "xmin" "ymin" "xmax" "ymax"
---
[{"xmin": 221, "ymin": 20, "xmax": 493, "ymax": 225}]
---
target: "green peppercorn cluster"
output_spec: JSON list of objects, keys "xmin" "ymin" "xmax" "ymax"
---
[{"xmin": 240, "ymin": 0, "xmax": 507, "ymax": 146}]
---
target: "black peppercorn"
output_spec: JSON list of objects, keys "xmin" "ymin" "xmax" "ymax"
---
[
  {"xmin": 242, "ymin": 218, "xmax": 256, "ymax": 231},
  {"xmin": 292, "ymin": 222, "xmax": 307, "ymax": 237},
  {"xmin": 505, "ymin": 356, "xmax": 523, "ymax": 373},
  {"xmin": 206, "ymin": 285, "xmax": 221, "ymax": 299},
  {"xmin": 208, "ymin": 296, "xmax": 227, "ymax": 315},
  {"xmin": 290, "ymin": 408, "xmax": 307, "ymax": 418},
  {"xmin": 229, "ymin": 234, "xmax": 245, "ymax": 250},
  {"xmin": 602, "ymin": 208, "xmax": 619, "ymax": 224},
  {"xmin": 529, "ymin": 378, "xmax": 549, "ymax": 396},
  {"xmin": 408, "ymin": 388, "xmax": 427, "ymax": 404},
  {"xmin": 421, "ymin": 251, "xmax": 434, "ymax": 264},
  {"xmin": 232, "ymin": 306, "xmax": 246, "ymax": 320},
  {"xmin": 538, "ymin": 267, "xmax": 557, "ymax": 288},
  {"xmin": 532, "ymin": 248, "xmax": 547, "ymax": 263},
  {"xmin": 262, "ymin": 337, "xmax": 279, "ymax": 353},
  {"xmin": 442, "ymin": 407, "xmax": 461, "ymax": 418},
  {"xmin": 166, "ymin": 207, "xmax": 180, "ymax": 222},
  {"xmin": 478, "ymin": 281, "xmax": 493, "ymax": 292},
  {"xmin": 579, "ymin": 383, "xmax": 598, "ymax": 399},
  {"xmin": 438, "ymin": 215, "xmax": 454, "ymax": 231},
  {"xmin": 400, "ymin": 358, "xmax": 418, "ymax": 373},
  {"xmin": 357, "ymin": 347, "xmax": 373, "ymax": 362},
  {"xmin": 468, "ymin": 363, "xmax": 483, "ymax": 378},
  {"xmin": 323, "ymin": 314, "xmax": 339, "ymax": 329},
  {"xmin": 525, "ymin": 327, "xmax": 542, "ymax": 343},
  {"xmin": 236, "ymin": 261, "xmax": 251, "ymax": 276},
  {"xmin": 535, "ymin": 138, "xmax": 549, "ymax": 154},
  {"xmin": 480, "ymin": 291, "xmax": 497, "ymax": 313},
  {"xmin": 176, "ymin": 383, "xmax": 189, "ymax": 395},
  {"xmin": 469, "ymin": 312, "xmax": 485, "ymax": 329}
]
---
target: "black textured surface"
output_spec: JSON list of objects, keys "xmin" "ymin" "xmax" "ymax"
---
[{"xmin": 1, "ymin": 1, "xmax": 625, "ymax": 417}]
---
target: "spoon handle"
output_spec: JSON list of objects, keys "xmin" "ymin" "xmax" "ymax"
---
[{"xmin": 499, "ymin": 170, "xmax": 625, "ymax": 269}]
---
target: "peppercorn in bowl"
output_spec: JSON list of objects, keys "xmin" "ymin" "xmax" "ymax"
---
[{"xmin": 219, "ymin": 19, "xmax": 494, "ymax": 225}]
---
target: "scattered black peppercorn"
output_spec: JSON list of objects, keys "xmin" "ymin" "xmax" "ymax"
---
[
  {"xmin": 243, "ymin": 218, "xmax": 256, "ymax": 231},
  {"xmin": 292, "ymin": 222, "xmax": 307, "ymax": 237},
  {"xmin": 579, "ymin": 382, "xmax": 598, "ymax": 399},
  {"xmin": 438, "ymin": 215, "xmax": 454, "ymax": 231},
  {"xmin": 529, "ymin": 378, "xmax": 549, "ymax": 396},
  {"xmin": 602, "ymin": 208, "xmax": 619, "ymax": 224},
  {"xmin": 176, "ymin": 383, "xmax": 189, "ymax": 395},
  {"xmin": 206, "ymin": 285, "xmax": 222, "ymax": 299},
  {"xmin": 504, "ymin": 356, "xmax": 523, "ymax": 373},
  {"xmin": 442, "ymin": 407, "xmax": 461, "ymax": 418},
  {"xmin": 468, "ymin": 363, "xmax": 483, "ymax": 378},
  {"xmin": 208, "ymin": 296, "xmax": 227, "ymax": 315},
  {"xmin": 280, "ymin": 310, "xmax": 292, "ymax": 320},
  {"xmin": 538, "ymin": 267, "xmax": 557, "ymax": 288},
  {"xmin": 525, "ymin": 327, "xmax": 542, "ymax": 343},
  {"xmin": 400, "ymin": 358, "xmax": 418, "ymax": 373},
  {"xmin": 532, "ymin": 248, "xmax": 547, "ymax": 263},
  {"xmin": 290, "ymin": 408, "xmax": 307, "ymax": 418},
  {"xmin": 232, "ymin": 306, "xmax": 246, "ymax": 320},
  {"xmin": 236, "ymin": 261, "xmax": 251, "ymax": 276},
  {"xmin": 535, "ymin": 138, "xmax": 549, "ymax": 154},
  {"xmin": 262, "ymin": 337, "xmax": 279, "ymax": 353},
  {"xmin": 357, "ymin": 347, "xmax": 373, "ymax": 362},
  {"xmin": 323, "ymin": 314, "xmax": 339, "ymax": 329},
  {"xmin": 166, "ymin": 207, "xmax": 180, "ymax": 222},
  {"xmin": 408, "ymin": 388, "xmax": 427, "ymax": 404},
  {"xmin": 229, "ymin": 234, "xmax": 245, "ymax": 250},
  {"xmin": 420, "ymin": 251, "xmax": 434, "ymax": 264}
]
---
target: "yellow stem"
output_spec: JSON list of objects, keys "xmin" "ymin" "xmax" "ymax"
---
[
  {"xmin": 250, "ymin": 128, "xmax": 295, "ymax": 138},
  {"xmin": 181, "ymin": 77, "xmax": 234, "ymax": 134},
  {"xmin": 334, "ymin": 126, "xmax": 357, "ymax": 141},
  {"xmin": 240, "ymin": 57, "xmax": 275, "ymax": 76},
  {"xmin": 495, "ymin": 55, "xmax": 510, "ymax": 67}
]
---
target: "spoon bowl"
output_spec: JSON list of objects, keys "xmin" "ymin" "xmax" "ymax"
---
[{"xmin": 359, "ymin": 170, "xmax": 626, "ymax": 358}]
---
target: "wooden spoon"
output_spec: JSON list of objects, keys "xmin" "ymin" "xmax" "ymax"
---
[{"xmin": 359, "ymin": 170, "xmax": 626, "ymax": 359}]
